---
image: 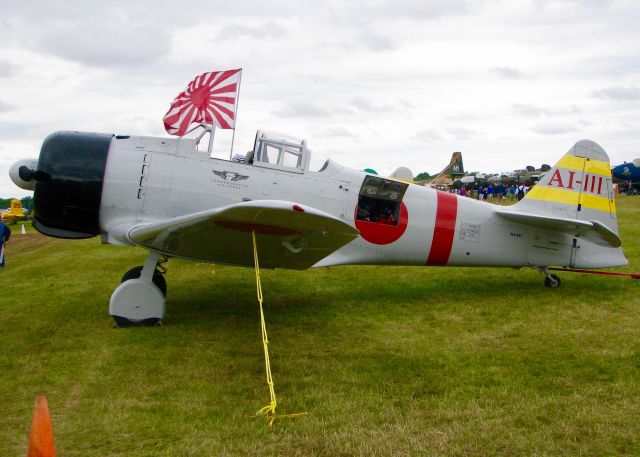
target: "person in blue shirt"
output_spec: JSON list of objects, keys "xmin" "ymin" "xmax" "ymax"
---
[{"xmin": 0, "ymin": 221, "xmax": 11, "ymax": 268}]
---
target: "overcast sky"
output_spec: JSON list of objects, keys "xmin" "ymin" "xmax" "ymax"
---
[{"xmin": 1, "ymin": 0, "xmax": 639, "ymax": 197}]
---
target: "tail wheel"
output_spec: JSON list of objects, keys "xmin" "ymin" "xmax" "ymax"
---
[{"xmin": 544, "ymin": 274, "xmax": 561, "ymax": 288}]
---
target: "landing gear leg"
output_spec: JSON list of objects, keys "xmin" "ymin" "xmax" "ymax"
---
[
  {"xmin": 109, "ymin": 252, "xmax": 167, "ymax": 327},
  {"xmin": 539, "ymin": 267, "xmax": 561, "ymax": 288}
]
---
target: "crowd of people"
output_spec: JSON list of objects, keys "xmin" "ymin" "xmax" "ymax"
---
[{"xmin": 446, "ymin": 183, "xmax": 529, "ymax": 202}]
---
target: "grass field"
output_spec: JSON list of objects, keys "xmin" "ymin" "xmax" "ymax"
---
[{"xmin": 1, "ymin": 197, "xmax": 639, "ymax": 456}]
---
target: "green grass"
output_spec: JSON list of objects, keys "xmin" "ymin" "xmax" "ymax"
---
[{"xmin": 1, "ymin": 197, "xmax": 639, "ymax": 456}]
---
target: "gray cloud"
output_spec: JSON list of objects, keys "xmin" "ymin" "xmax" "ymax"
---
[
  {"xmin": 37, "ymin": 18, "xmax": 170, "ymax": 67},
  {"xmin": 353, "ymin": 0, "xmax": 475, "ymax": 21},
  {"xmin": 490, "ymin": 66, "xmax": 525, "ymax": 79},
  {"xmin": 324, "ymin": 127, "xmax": 356, "ymax": 138},
  {"xmin": 0, "ymin": 101, "xmax": 13, "ymax": 113},
  {"xmin": 1, "ymin": 2, "xmax": 174, "ymax": 68},
  {"xmin": 359, "ymin": 33, "xmax": 395, "ymax": 52},
  {"xmin": 218, "ymin": 22, "xmax": 286, "ymax": 40},
  {"xmin": 533, "ymin": 0, "xmax": 615, "ymax": 9},
  {"xmin": 447, "ymin": 127, "xmax": 483, "ymax": 141},
  {"xmin": 0, "ymin": 61, "xmax": 15, "ymax": 78},
  {"xmin": 531, "ymin": 122, "xmax": 578, "ymax": 135},
  {"xmin": 346, "ymin": 97, "xmax": 414, "ymax": 114},
  {"xmin": 513, "ymin": 103, "xmax": 582, "ymax": 117},
  {"xmin": 272, "ymin": 101, "xmax": 331, "ymax": 118},
  {"xmin": 447, "ymin": 113, "xmax": 479, "ymax": 121},
  {"xmin": 350, "ymin": 97, "xmax": 396, "ymax": 113},
  {"xmin": 512, "ymin": 103, "xmax": 550, "ymax": 117},
  {"xmin": 413, "ymin": 128, "xmax": 443, "ymax": 141},
  {"xmin": 0, "ymin": 122, "xmax": 33, "ymax": 138},
  {"xmin": 565, "ymin": 105, "xmax": 582, "ymax": 114},
  {"xmin": 4, "ymin": 0, "xmax": 299, "ymax": 28},
  {"xmin": 580, "ymin": 53, "xmax": 640, "ymax": 78},
  {"xmin": 592, "ymin": 86, "xmax": 640, "ymax": 101}
]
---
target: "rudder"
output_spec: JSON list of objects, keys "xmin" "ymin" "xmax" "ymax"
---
[{"xmin": 515, "ymin": 140, "xmax": 618, "ymax": 235}]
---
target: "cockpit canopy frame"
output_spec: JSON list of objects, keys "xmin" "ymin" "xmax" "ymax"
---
[{"xmin": 249, "ymin": 130, "xmax": 311, "ymax": 173}]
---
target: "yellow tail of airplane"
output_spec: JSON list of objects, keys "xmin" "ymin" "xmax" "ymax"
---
[
  {"xmin": 1, "ymin": 199, "xmax": 24, "ymax": 223},
  {"xmin": 516, "ymin": 140, "xmax": 617, "ymax": 234}
]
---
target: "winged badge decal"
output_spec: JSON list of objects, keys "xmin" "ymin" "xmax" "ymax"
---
[{"xmin": 213, "ymin": 170, "xmax": 250, "ymax": 182}]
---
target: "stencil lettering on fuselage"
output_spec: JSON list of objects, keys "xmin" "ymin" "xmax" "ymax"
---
[{"xmin": 459, "ymin": 222, "xmax": 481, "ymax": 243}]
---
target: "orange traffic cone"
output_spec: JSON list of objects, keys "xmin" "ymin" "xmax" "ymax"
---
[{"xmin": 27, "ymin": 396, "xmax": 56, "ymax": 457}]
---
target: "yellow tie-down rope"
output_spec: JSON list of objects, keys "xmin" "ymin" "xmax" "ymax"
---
[{"xmin": 251, "ymin": 231, "xmax": 307, "ymax": 427}]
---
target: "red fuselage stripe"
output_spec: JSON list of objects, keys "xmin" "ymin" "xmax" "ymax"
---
[{"xmin": 426, "ymin": 191, "xmax": 458, "ymax": 266}]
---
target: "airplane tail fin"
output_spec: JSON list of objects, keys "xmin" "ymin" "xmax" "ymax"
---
[
  {"xmin": 10, "ymin": 199, "xmax": 24, "ymax": 216},
  {"xmin": 429, "ymin": 152, "xmax": 464, "ymax": 186},
  {"xmin": 515, "ymin": 140, "xmax": 618, "ymax": 235},
  {"xmin": 447, "ymin": 152, "xmax": 464, "ymax": 175}
]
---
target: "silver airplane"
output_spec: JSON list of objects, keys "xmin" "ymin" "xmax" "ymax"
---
[{"xmin": 9, "ymin": 130, "xmax": 626, "ymax": 326}]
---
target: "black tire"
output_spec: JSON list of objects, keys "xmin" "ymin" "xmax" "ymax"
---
[
  {"xmin": 544, "ymin": 274, "xmax": 561, "ymax": 288},
  {"xmin": 113, "ymin": 316, "xmax": 161, "ymax": 328},
  {"xmin": 121, "ymin": 266, "xmax": 167, "ymax": 296}
]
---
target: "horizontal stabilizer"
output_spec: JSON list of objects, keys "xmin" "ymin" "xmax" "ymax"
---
[
  {"xmin": 121, "ymin": 200, "xmax": 359, "ymax": 269},
  {"xmin": 496, "ymin": 208, "xmax": 621, "ymax": 247}
]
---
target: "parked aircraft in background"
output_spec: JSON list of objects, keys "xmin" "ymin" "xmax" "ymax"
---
[
  {"xmin": 507, "ymin": 164, "xmax": 552, "ymax": 184},
  {"xmin": 459, "ymin": 164, "xmax": 551, "ymax": 187},
  {"xmin": 612, "ymin": 159, "xmax": 640, "ymax": 183},
  {"xmin": 9, "ymin": 130, "xmax": 627, "ymax": 326},
  {"xmin": 0, "ymin": 199, "xmax": 25, "ymax": 224},
  {"xmin": 423, "ymin": 152, "xmax": 465, "ymax": 187}
]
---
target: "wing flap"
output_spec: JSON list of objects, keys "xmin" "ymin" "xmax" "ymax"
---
[
  {"xmin": 496, "ymin": 208, "xmax": 621, "ymax": 247},
  {"xmin": 124, "ymin": 200, "xmax": 359, "ymax": 269}
]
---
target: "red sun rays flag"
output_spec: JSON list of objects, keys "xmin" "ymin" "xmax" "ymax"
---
[{"xmin": 163, "ymin": 69, "xmax": 242, "ymax": 136}]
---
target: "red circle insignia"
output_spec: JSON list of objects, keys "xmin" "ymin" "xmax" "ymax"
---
[{"xmin": 355, "ymin": 202, "xmax": 409, "ymax": 245}]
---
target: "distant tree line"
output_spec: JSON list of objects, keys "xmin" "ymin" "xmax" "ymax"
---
[{"xmin": 415, "ymin": 172, "xmax": 431, "ymax": 181}]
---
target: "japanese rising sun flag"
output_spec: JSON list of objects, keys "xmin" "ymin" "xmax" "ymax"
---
[{"xmin": 163, "ymin": 69, "xmax": 242, "ymax": 136}]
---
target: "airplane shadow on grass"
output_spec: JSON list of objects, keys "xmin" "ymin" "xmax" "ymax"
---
[{"xmin": 157, "ymin": 265, "xmax": 614, "ymax": 328}]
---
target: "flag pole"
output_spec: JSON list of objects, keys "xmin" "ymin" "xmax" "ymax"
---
[
  {"xmin": 207, "ymin": 124, "xmax": 216, "ymax": 156},
  {"xmin": 230, "ymin": 68, "xmax": 243, "ymax": 160}
]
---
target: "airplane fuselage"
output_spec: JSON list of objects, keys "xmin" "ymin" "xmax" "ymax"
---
[{"xmin": 97, "ymin": 134, "xmax": 620, "ymax": 270}]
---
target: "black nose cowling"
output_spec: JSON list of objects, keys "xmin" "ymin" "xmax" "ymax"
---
[{"xmin": 33, "ymin": 131, "xmax": 113, "ymax": 239}]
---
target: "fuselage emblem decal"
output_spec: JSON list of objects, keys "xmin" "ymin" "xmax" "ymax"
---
[{"xmin": 212, "ymin": 170, "xmax": 249, "ymax": 181}]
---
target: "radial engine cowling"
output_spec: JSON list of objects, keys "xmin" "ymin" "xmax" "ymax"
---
[{"xmin": 32, "ymin": 131, "xmax": 113, "ymax": 239}]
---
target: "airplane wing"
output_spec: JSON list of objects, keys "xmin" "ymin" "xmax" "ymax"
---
[
  {"xmin": 110, "ymin": 200, "xmax": 359, "ymax": 270},
  {"xmin": 496, "ymin": 208, "xmax": 621, "ymax": 247}
]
